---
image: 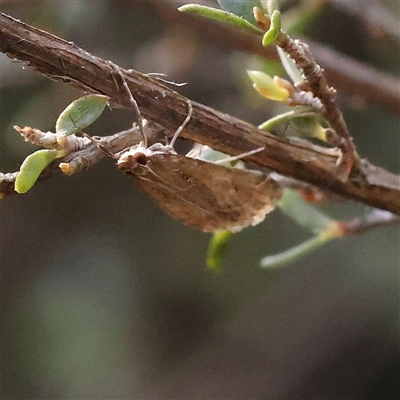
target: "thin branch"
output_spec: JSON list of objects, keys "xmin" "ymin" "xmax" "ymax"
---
[
  {"xmin": 254, "ymin": 7, "xmax": 359, "ymax": 180},
  {"xmin": 0, "ymin": 121, "xmax": 160, "ymax": 196},
  {"xmin": 341, "ymin": 209, "xmax": 400, "ymax": 235},
  {"xmin": 0, "ymin": 13, "xmax": 399, "ymax": 215},
  {"xmin": 279, "ymin": 35, "xmax": 358, "ymax": 179}
]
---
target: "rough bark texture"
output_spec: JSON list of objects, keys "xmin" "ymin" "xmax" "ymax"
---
[{"xmin": 0, "ymin": 13, "xmax": 399, "ymax": 214}]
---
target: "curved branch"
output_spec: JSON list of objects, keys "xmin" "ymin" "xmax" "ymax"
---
[{"xmin": 0, "ymin": 13, "xmax": 399, "ymax": 215}]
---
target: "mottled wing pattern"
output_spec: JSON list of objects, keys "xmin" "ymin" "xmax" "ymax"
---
[{"xmin": 117, "ymin": 143, "xmax": 282, "ymax": 232}]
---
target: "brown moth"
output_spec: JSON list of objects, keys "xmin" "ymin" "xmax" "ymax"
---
[
  {"xmin": 117, "ymin": 142, "xmax": 282, "ymax": 232},
  {"xmin": 103, "ymin": 66, "xmax": 282, "ymax": 232}
]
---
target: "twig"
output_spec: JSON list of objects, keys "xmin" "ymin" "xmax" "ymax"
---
[
  {"xmin": 0, "ymin": 13, "xmax": 399, "ymax": 215},
  {"xmin": 278, "ymin": 34, "xmax": 358, "ymax": 179},
  {"xmin": 341, "ymin": 208, "xmax": 400, "ymax": 235},
  {"xmin": 0, "ymin": 121, "xmax": 161, "ymax": 196},
  {"xmin": 254, "ymin": 7, "xmax": 359, "ymax": 180}
]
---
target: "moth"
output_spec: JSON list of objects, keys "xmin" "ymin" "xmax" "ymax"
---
[
  {"xmin": 103, "ymin": 66, "xmax": 282, "ymax": 232},
  {"xmin": 117, "ymin": 141, "xmax": 282, "ymax": 232}
]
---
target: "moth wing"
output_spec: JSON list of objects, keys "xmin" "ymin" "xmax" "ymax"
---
[{"xmin": 121, "ymin": 152, "xmax": 281, "ymax": 232}]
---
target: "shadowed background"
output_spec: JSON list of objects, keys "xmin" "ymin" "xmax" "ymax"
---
[{"xmin": 1, "ymin": 1, "xmax": 399, "ymax": 399}]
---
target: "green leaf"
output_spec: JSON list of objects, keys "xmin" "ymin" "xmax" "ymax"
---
[
  {"xmin": 262, "ymin": 189, "xmax": 344, "ymax": 268},
  {"xmin": 260, "ymin": 232, "xmax": 333, "ymax": 268},
  {"xmin": 248, "ymin": 69, "xmax": 290, "ymax": 101},
  {"xmin": 278, "ymin": 190, "xmax": 333, "ymax": 233},
  {"xmin": 217, "ymin": 0, "xmax": 263, "ymax": 23},
  {"xmin": 55, "ymin": 94, "xmax": 109, "ymax": 139},
  {"xmin": 206, "ymin": 231, "xmax": 235, "ymax": 271},
  {"xmin": 15, "ymin": 149, "xmax": 59, "ymax": 193},
  {"xmin": 261, "ymin": 10, "xmax": 282, "ymax": 46},
  {"xmin": 178, "ymin": 4, "xmax": 262, "ymax": 36},
  {"xmin": 258, "ymin": 107, "xmax": 315, "ymax": 131},
  {"xmin": 289, "ymin": 115, "xmax": 326, "ymax": 140}
]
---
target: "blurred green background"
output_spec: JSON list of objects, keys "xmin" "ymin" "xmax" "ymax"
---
[{"xmin": 1, "ymin": 1, "xmax": 399, "ymax": 398}]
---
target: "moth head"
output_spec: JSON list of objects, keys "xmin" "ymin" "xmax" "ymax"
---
[
  {"xmin": 132, "ymin": 151, "xmax": 148, "ymax": 166},
  {"xmin": 116, "ymin": 142, "xmax": 153, "ymax": 175}
]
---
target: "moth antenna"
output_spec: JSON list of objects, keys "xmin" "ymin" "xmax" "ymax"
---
[
  {"xmin": 186, "ymin": 144, "xmax": 265, "ymax": 165},
  {"xmin": 109, "ymin": 62, "xmax": 147, "ymax": 147},
  {"xmin": 170, "ymin": 99, "xmax": 193, "ymax": 148},
  {"xmin": 67, "ymin": 114, "xmax": 117, "ymax": 159},
  {"xmin": 146, "ymin": 72, "xmax": 188, "ymax": 87},
  {"xmin": 213, "ymin": 147, "xmax": 265, "ymax": 165},
  {"xmin": 82, "ymin": 132, "xmax": 117, "ymax": 159}
]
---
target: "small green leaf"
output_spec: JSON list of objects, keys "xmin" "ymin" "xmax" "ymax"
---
[
  {"xmin": 261, "ymin": 191, "xmax": 344, "ymax": 268},
  {"xmin": 289, "ymin": 115, "xmax": 326, "ymax": 140},
  {"xmin": 178, "ymin": 4, "xmax": 262, "ymax": 36},
  {"xmin": 15, "ymin": 149, "xmax": 59, "ymax": 193},
  {"xmin": 55, "ymin": 94, "xmax": 109, "ymax": 139},
  {"xmin": 248, "ymin": 70, "xmax": 290, "ymax": 101},
  {"xmin": 278, "ymin": 190, "xmax": 333, "ymax": 233},
  {"xmin": 206, "ymin": 231, "xmax": 235, "ymax": 271},
  {"xmin": 258, "ymin": 107, "xmax": 315, "ymax": 131},
  {"xmin": 262, "ymin": 10, "xmax": 282, "ymax": 46},
  {"xmin": 260, "ymin": 232, "xmax": 333, "ymax": 268}
]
